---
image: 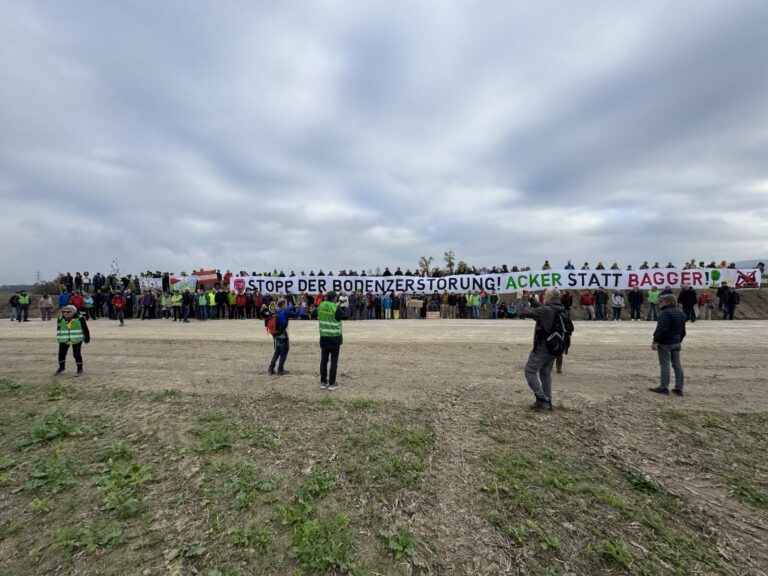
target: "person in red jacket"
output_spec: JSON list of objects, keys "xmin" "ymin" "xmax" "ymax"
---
[
  {"xmin": 112, "ymin": 292, "xmax": 127, "ymax": 326},
  {"xmin": 579, "ymin": 290, "xmax": 595, "ymax": 320},
  {"xmin": 235, "ymin": 292, "xmax": 247, "ymax": 319},
  {"xmin": 68, "ymin": 291, "xmax": 85, "ymax": 313}
]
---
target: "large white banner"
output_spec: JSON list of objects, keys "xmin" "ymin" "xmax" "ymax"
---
[{"xmin": 230, "ymin": 268, "xmax": 761, "ymax": 294}]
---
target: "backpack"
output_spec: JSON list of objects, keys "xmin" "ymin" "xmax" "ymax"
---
[
  {"xmin": 265, "ymin": 314, "xmax": 278, "ymax": 336},
  {"xmin": 265, "ymin": 313, "xmax": 286, "ymax": 337},
  {"xmin": 544, "ymin": 310, "xmax": 575, "ymax": 356}
]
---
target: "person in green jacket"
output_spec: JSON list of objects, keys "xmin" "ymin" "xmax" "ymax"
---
[
  {"xmin": 54, "ymin": 305, "xmax": 91, "ymax": 377},
  {"xmin": 317, "ymin": 291, "xmax": 349, "ymax": 390},
  {"xmin": 646, "ymin": 286, "xmax": 661, "ymax": 321}
]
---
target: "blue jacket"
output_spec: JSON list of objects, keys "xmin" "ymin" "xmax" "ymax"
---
[
  {"xmin": 653, "ymin": 304, "xmax": 687, "ymax": 345},
  {"xmin": 274, "ymin": 307, "xmax": 290, "ymax": 338}
]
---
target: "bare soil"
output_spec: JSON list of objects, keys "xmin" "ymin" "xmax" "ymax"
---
[{"xmin": 1, "ymin": 315, "xmax": 767, "ymax": 574}]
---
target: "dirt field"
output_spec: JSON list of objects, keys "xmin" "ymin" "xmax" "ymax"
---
[
  {"xmin": 2, "ymin": 316, "xmax": 766, "ymax": 409},
  {"xmin": 1, "ymin": 317, "xmax": 767, "ymax": 574}
]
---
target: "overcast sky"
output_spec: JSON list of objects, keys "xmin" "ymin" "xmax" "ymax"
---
[{"xmin": 2, "ymin": 1, "xmax": 767, "ymax": 283}]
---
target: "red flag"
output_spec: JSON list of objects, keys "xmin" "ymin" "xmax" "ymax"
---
[{"xmin": 193, "ymin": 269, "xmax": 218, "ymax": 285}]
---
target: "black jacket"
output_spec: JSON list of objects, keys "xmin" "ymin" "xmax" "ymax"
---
[
  {"xmin": 653, "ymin": 304, "xmax": 687, "ymax": 345},
  {"xmin": 520, "ymin": 301, "xmax": 565, "ymax": 349},
  {"xmin": 678, "ymin": 288, "xmax": 697, "ymax": 308}
]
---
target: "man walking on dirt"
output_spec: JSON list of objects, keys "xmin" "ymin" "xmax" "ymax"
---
[
  {"xmin": 649, "ymin": 294, "xmax": 686, "ymax": 396},
  {"xmin": 519, "ymin": 287, "xmax": 565, "ymax": 411}
]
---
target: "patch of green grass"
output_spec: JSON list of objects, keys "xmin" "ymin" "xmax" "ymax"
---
[
  {"xmin": 392, "ymin": 424, "xmax": 434, "ymax": 455},
  {"xmin": 0, "ymin": 379, "xmax": 23, "ymax": 396},
  {"xmin": 316, "ymin": 396, "xmax": 336, "ymax": 408},
  {"xmin": 0, "ymin": 455, "xmax": 17, "ymax": 485},
  {"xmin": 290, "ymin": 514, "xmax": 355, "ymax": 573},
  {"xmin": 726, "ymin": 475, "xmax": 766, "ymax": 507},
  {"xmin": 663, "ymin": 409, "xmax": 690, "ymax": 422},
  {"xmin": 593, "ymin": 539, "xmax": 634, "ymax": 570},
  {"xmin": 239, "ymin": 425, "xmax": 278, "ymax": 451},
  {"xmin": 538, "ymin": 531, "xmax": 560, "ymax": 552},
  {"xmin": 99, "ymin": 442, "xmax": 134, "ymax": 461},
  {"xmin": 192, "ymin": 426, "xmax": 234, "ymax": 453},
  {"xmin": 227, "ymin": 524, "xmax": 274, "ymax": 554},
  {"xmin": 702, "ymin": 415, "xmax": 722, "ymax": 428},
  {"xmin": 30, "ymin": 497, "xmax": 53, "ymax": 513},
  {"xmin": 154, "ymin": 388, "xmax": 183, "ymax": 401},
  {"xmin": 223, "ymin": 459, "xmax": 279, "ymax": 510},
  {"xmin": 25, "ymin": 412, "xmax": 89, "ymax": 447},
  {"xmin": 349, "ymin": 398, "xmax": 378, "ymax": 411},
  {"xmin": 23, "ymin": 457, "xmax": 81, "ymax": 494},
  {"xmin": 46, "ymin": 381, "xmax": 76, "ymax": 402},
  {"xmin": 166, "ymin": 541, "xmax": 207, "ymax": 560},
  {"xmin": 93, "ymin": 458, "xmax": 155, "ymax": 518},
  {"xmin": 54, "ymin": 523, "xmax": 125, "ymax": 553},
  {"xmin": 380, "ymin": 526, "xmax": 420, "ymax": 561},
  {"xmin": 341, "ymin": 422, "xmax": 435, "ymax": 495},
  {"xmin": 294, "ymin": 466, "xmax": 334, "ymax": 515},
  {"xmin": 480, "ymin": 437, "xmax": 732, "ymax": 575},
  {"xmin": 623, "ymin": 470, "xmax": 663, "ymax": 494}
]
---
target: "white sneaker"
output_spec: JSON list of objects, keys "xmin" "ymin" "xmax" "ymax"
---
[{"xmin": 327, "ymin": 383, "xmax": 340, "ymax": 391}]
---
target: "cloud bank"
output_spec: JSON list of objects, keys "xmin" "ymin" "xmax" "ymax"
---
[{"xmin": 1, "ymin": 1, "xmax": 767, "ymax": 283}]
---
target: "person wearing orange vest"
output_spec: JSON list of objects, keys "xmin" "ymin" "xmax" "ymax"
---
[{"xmin": 54, "ymin": 305, "xmax": 91, "ymax": 377}]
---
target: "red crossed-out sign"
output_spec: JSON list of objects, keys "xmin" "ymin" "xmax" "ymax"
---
[{"xmin": 735, "ymin": 270, "xmax": 758, "ymax": 289}]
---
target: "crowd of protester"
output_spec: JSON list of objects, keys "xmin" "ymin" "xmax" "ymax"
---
[{"xmin": 8, "ymin": 259, "xmax": 763, "ymax": 324}]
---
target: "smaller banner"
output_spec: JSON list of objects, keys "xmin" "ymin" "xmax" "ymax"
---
[
  {"xmin": 139, "ymin": 277, "xmax": 163, "ymax": 291},
  {"xmin": 170, "ymin": 275, "xmax": 198, "ymax": 292},
  {"xmin": 193, "ymin": 269, "xmax": 218, "ymax": 285}
]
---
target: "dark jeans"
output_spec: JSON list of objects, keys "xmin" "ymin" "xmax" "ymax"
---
[
  {"xmin": 683, "ymin": 305, "xmax": 696, "ymax": 323},
  {"xmin": 269, "ymin": 337, "xmax": 289, "ymax": 372},
  {"xmin": 596, "ymin": 303, "xmax": 606, "ymax": 320},
  {"xmin": 657, "ymin": 343, "xmax": 684, "ymax": 390},
  {"xmin": 630, "ymin": 304, "xmax": 641, "ymax": 320},
  {"xmin": 320, "ymin": 345, "xmax": 341, "ymax": 385},
  {"xmin": 58, "ymin": 342, "xmax": 83, "ymax": 370}
]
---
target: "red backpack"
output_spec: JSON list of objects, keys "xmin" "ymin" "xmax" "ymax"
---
[{"xmin": 265, "ymin": 314, "xmax": 278, "ymax": 336}]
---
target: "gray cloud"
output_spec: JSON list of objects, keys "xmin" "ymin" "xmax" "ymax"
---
[{"xmin": 1, "ymin": 1, "xmax": 767, "ymax": 284}]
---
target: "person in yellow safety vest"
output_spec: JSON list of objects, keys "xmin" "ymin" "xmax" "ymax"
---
[
  {"xmin": 197, "ymin": 290, "xmax": 209, "ymax": 320},
  {"xmin": 171, "ymin": 292, "xmax": 183, "ymax": 321},
  {"xmin": 207, "ymin": 289, "xmax": 216, "ymax": 320},
  {"xmin": 54, "ymin": 305, "xmax": 91, "ymax": 377},
  {"xmin": 317, "ymin": 291, "xmax": 349, "ymax": 391},
  {"xmin": 471, "ymin": 292, "xmax": 481, "ymax": 319},
  {"xmin": 16, "ymin": 290, "xmax": 31, "ymax": 322},
  {"xmin": 228, "ymin": 290, "xmax": 237, "ymax": 319}
]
